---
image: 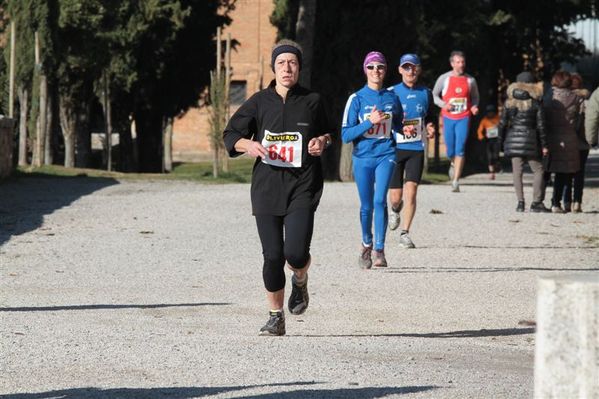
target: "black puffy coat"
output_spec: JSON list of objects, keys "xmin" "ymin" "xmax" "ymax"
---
[{"xmin": 498, "ymin": 82, "xmax": 547, "ymax": 159}]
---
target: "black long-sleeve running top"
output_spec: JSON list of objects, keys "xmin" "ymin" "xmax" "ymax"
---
[{"xmin": 223, "ymin": 81, "xmax": 331, "ymax": 216}]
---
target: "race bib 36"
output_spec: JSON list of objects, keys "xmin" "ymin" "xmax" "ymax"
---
[{"xmin": 396, "ymin": 117, "xmax": 423, "ymax": 143}]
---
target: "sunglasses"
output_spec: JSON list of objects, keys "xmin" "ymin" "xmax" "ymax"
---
[
  {"xmin": 401, "ymin": 64, "xmax": 419, "ymax": 72},
  {"xmin": 366, "ymin": 64, "xmax": 386, "ymax": 71}
]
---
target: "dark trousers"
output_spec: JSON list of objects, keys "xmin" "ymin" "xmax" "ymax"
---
[
  {"xmin": 255, "ymin": 208, "xmax": 314, "ymax": 292},
  {"xmin": 552, "ymin": 173, "xmax": 575, "ymax": 207},
  {"xmin": 563, "ymin": 149, "xmax": 589, "ymax": 204}
]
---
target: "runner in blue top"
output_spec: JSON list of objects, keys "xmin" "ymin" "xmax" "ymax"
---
[
  {"xmin": 342, "ymin": 51, "xmax": 402, "ymax": 269},
  {"xmin": 387, "ymin": 54, "xmax": 436, "ymax": 249}
]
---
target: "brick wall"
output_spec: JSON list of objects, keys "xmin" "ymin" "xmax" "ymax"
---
[{"xmin": 172, "ymin": 0, "xmax": 277, "ymax": 162}]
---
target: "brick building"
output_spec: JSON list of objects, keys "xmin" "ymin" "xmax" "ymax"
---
[{"xmin": 172, "ymin": 0, "xmax": 277, "ymax": 162}]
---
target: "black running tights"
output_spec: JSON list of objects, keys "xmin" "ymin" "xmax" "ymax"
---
[{"xmin": 255, "ymin": 208, "xmax": 314, "ymax": 292}]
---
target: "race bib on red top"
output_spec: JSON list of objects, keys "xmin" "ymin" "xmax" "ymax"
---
[
  {"xmin": 448, "ymin": 97, "xmax": 467, "ymax": 114},
  {"xmin": 363, "ymin": 112, "xmax": 392, "ymax": 139},
  {"xmin": 396, "ymin": 117, "xmax": 423, "ymax": 143},
  {"xmin": 261, "ymin": 130, "xmax": 302, "ymax": 168}
]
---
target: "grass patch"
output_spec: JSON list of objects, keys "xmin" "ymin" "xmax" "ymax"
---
[
  {"xmin": 170, "ymin": 158, "xmax": 254, "ymax": 183},
  {"xmin": 11, "ymin": 156, "xmax": 450, "ymax": 185},
  {"xmin": 12, "ymin": 158, "xmax": 256, "ymax": 184}
]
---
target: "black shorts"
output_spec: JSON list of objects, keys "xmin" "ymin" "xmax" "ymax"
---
[{"xmin": 389, "ymin": 149, "xmax": 424, "ymax": 188}]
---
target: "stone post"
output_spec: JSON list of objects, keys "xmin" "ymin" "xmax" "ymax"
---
[
  {"xmin": 0, "ymin": 117, "xmax": 16, "ymax": 178},
  {"xmin": 534, "ymin": 273, "xmax": 599, "ymax": 399}
]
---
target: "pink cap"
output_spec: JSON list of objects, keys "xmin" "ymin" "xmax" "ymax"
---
[{"xmin": 363, "ymin": 51, "xmax": 387, "ymax": 74}]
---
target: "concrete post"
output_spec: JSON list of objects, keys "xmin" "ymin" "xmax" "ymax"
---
[
  {"xmin": 534, "ymin": 273, "xmax": 599, "ymax": 399},
  {"xmin": 0, "ymin": 117, "xmax": 16, "ymax": 178}
]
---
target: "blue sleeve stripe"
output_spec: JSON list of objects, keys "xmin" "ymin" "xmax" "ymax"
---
[{"xmin": 342, "ymin": 93, "xmax": 357, "ymax": 127}]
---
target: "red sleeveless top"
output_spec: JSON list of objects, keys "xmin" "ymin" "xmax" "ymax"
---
[{"xmin": 442, "ymin": 75, "xmax": 470, "ymax": 119}]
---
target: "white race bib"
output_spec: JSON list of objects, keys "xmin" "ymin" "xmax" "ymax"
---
[
  {"xmin": 363, "ymin": 112, "xmax": 392, "ymax": 139},
  {"xmin": 486, "ymin": 126, "xmax": 499, "ymax": 139},
  {"xmin": 261, "ymin": 130, "xmax": 302, "ymax": 168},
  {"xmin": 448, "ymin": 97, "xmax": 467, "ymax": 114},
  {"xmin": 396, "ymin": 117, "xmax": 423, "ymax": 143}
]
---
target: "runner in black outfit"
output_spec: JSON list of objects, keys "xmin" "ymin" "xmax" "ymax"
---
[{"xmin": 223, "ymin": 40, "xmax": 332, "ymax": 336}]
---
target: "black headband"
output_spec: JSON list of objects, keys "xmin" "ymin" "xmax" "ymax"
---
[{"xmin": 271, "ymin": 45, "xmax": 302, "ymax": 72}]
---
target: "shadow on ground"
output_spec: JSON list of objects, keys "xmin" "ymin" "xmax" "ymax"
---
[
  {"xmin": 0, "ymin": 383, "xmax": 438, "ymax": 399},
  {"xmin": 0, "ymin": 175, "xmax": 119, "ymax": 246},
  {"xmin": 383, "ymin": 265, "xmax": 599, "ymax": 273},
  {"xmin": 0, "ymin": 302, "xmax": 231, "ymax": 312},
  {"xmin": 291, "ymin": 327, "xmax": 534, "ymax": 339}
]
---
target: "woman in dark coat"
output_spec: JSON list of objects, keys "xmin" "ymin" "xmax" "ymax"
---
[
  {"xmin": 544, "ymin": 71, "xmax": 584, "ymax": 213},
  {"xmin": 562, "ymin": 73, "xmax": 591, "ymax": 212},
  {"xmin": 498, "ymin": 72, "xmax": 549, "ymax": 212}
]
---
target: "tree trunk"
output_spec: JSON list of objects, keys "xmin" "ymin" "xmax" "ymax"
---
[
  {"xmin": 44, "ymin": 88, "xmax": 53, "ymax": 165},
  {"xmin": 213, "ymin": 138, "xmax": 219, "ymax": 178},
  {"xmin": 118, "ymin": 116, "xmax": 134, "ymax": 172},
  {"xmin": 59, "ymin": 93, "xmax": 77, "ymax": 168},
  {"xmin": 339, "ymin": 142, "xmax": 353, "ymax": 181},
  {"xmin": 75, "ymin": 102, "xmax": 91, "ymax": 168},
  {"xmin": 135, "ymin": 109, "xmax": 162, "ymax": 172},
  {"xmin": 33, "ymin": 74, "xmax": 48, "ymax": 167},
  {"xmin": 17, "ymin": 85, "xmax": 28, "ymax": 166},
  {"xmin": 101, "ymin": 72, "xmax": 113, "ymax": 171},
  {"xmin": 163, "ymin": 117, "xmax": 173, "ymax": 173},
  {"xmin": 295, "ymin": 0, "xmax": 317, "ymax": 88}
]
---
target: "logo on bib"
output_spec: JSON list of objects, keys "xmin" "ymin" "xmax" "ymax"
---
[{"xmin": 264, "ymin": 133, "xmax": 300, "ymax": 142}]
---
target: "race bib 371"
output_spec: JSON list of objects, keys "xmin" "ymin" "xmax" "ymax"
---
[{"xmin": 363, "ymin": 112, "xmax": 392, "ymax": 139}]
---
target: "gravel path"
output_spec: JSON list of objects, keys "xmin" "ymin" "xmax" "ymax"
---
[{"xmin": 1, "ymin": 151, "xmax": 598, "ymax": 398}]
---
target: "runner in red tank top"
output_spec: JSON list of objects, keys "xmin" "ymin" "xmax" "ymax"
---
[{"xmin": 432, "ymin": 51, "xmax": 480, "ymax": 192}]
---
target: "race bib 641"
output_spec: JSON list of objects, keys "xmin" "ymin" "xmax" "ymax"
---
[{"xmin": 261, "ymin": 130, "xmax": 302, "ymax": 168}]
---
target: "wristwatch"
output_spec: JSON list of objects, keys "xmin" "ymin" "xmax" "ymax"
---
[{"xmin": 322, "ymin": 135, "xmax": 332, "ymax": 148}]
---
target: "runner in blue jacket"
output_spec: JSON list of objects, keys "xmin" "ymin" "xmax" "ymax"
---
[
  {"xmin": 387, "ymin": 53, "xmax": 436, "ymax": 249},
  {"xmin": 342, "ymin": 51, "xmax": 402, "ymax": 269}
]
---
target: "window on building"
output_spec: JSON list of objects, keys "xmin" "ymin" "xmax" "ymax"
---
[{"xmin": 229, "ymin": 81, "xmax": 247, "ymax": 105}]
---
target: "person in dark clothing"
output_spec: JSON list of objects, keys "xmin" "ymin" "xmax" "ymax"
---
[
  {"xmin": 223, "ymin": 40, "xmax": 332, "ymax": 336},
  {"xmin": 562, "ymin": 73, "xmax": 590, "ymax": 213},
  {"xmin": 544, "ymin": 70, "xmax": 583, "ymax": 213},
  {"xmin": 476, "ymin": 104, "xmax": 501, "ymax": 180},
  {"xmin": 498, "ymin": 71, "xmax": 549, "ymax": 212}
]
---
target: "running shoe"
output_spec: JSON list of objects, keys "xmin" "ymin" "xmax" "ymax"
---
[
  {"xmin": 372, "ymin": 249, "xmax": 387, "ymax": 267},
  {"xmin": 259, "ymin": 310, "xmax": 285, "ymax": 336},
  {"xmin": 359, "ymin": 244, "xmax": 373, "ymax": 269},
  {"xmin": 516, "ymin": 201, "xmax": 525, "ymax": 212},
  {"xmin": 563, "ymin": 202, "xmax": 571, "ymax": 213},
  {"xmin": 288, "ymin": 274, "xmax": 309, "ymax": 315},
  {"xmin": 572, "ymin": 202, "xmax": 582, "ymax": 213},
  {"xmin": 398, "ymin": 232, "xmax": 416, "ymax": 248},
  {"xmin": 388, "ymin": 201, "xmax": 403, "ymax": 231},
  {"xmin": 451, "ymin": 180, "xmax": 460, "ymax": 193}
]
